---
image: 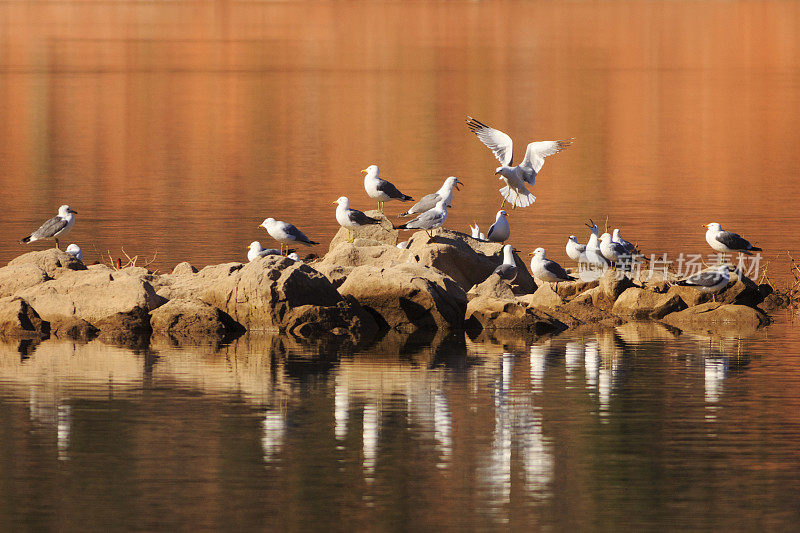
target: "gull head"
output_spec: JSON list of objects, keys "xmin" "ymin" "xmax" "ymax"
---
[
  {"xmin": 496, "ymin": 210, "xmax": 508, "ymax": 220},
  {"xmin": 600, "ymin": 232, "xmax": 612, "ymax": 242},
  {"xmin": 361, "ymin": 164, "xmax": 379, "ymax": 178},
  {"xmin": 65, "ymin": 244, "xmax": 82, "ymax": 260},
  {"xmin": 444, "ymin": 176, "xmax": 463, "ymax": 191},
  {"xmin": 569, "ymin": 235, "xmax": 578, "ymax": 243},
  {"xmin": 612, "ymin": 228, "xmax": 621, "ymax": 240},
  {"xmin": 528, "ymin": 247, "xmax": 546, "ymax": 259},
  {"xmin": 704, "ymin": 222, "xmax": 722, "ymax": 232},
  {"xmin": 287, "ymin": 252, "xmax": 301, "ymax": 262},
  {"xmin": 249, "ymin": 241, "xmax": 263, "ymax": 251},
  {"xmin": 494, "ymin": 166, "xmax": 512, "ymax": 180},
  {"xmin": 260, "ymin": 217, "xmax": 275, "ymax": 229},
  {"xmin": 584, "ymin": 219, "xmax": 599, "ymax": 236},
  {"xmin": 501, "ymin": 244, "xmax": 515, "ymax": 260},
  {"xmin": 58, "ymin": 205, "xmax": 77, "ymax": 216},
  {"xmin": 333, "ymin": 196, "xmax": 350, "ymax": 207}
]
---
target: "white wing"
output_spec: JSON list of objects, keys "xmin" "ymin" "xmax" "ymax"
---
[
  {"xmin": 520, "ymin": 139, "xmax": 573, "ymax": 182},
  {"xmin": 466, "ymin": 116, "xmax": 514, "ymax": 166}
]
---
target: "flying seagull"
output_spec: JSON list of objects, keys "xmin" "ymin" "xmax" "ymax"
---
[
  {"xmin": 466, "ymin": 116, "xmax": 573, "ymax": 209},
  {"xmin": 333, "ymin": 196, "xmax": 382, "ymax": 243},
  {"xmin": 362, "ymin": 164, "xmax": 413, "ymax": 213},
  {"xmin": 704, "ymin": 223, "xmax": 762, "ymax": 255},
  {"xmin": 20, "ymin": 204, "xmax": 78, "ymax": 249},
  {"xmin": 259, "ymin": 218, "xmax": 319, "ymax": 255},
  {"xmin": 400, "ymin": 176, "xmax": 462, "ymax": 217}
]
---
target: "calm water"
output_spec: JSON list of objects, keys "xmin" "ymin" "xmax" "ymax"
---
[{"xmin": 2, "ymin": 1, "xmax": 800, "ymax": 530}]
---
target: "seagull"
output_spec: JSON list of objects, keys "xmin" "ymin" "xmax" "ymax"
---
[
  {"xmin": 362, "ymin": 164, "xmax": 414, "ymax": 213},
  {"xmin": 65, "ymin": 243, "xmax": 83, "ymax": 262},
  {"xmin": 612, "ymin": 228, "xmax": 638, "ymax": 255},
  {"xmin": 486, "ymin": 210, "xmax": 510, "ymax": 243},
  {"xmin": 493, "ymin": 244, "xmax": 518, "ymax": 281},
  {"xmin": 394, "ymin": 199, "xmax": 448, "ymax": 239},
  {"xmin": 333, "ymin": 196, "xmax": 383, "ymax": 243},
  {"xmin": 469, "ymin": 223, "xmax": 486, "ymax": 241},
  {"xmin": 399, "ymin": 176, "xmax": 462, "ymax": 217},
  {"xmin": 529, "ymin": 247, "xmax": 576, "ymax": 290},
  {"xmin": 287, "ymin": 252, "xmax": 301, "ymax": 262},
  {"xmin": 247, "ymin": 241, "xmax": 280, "ymax": 262},
  {"xmin": 259, "ymin": 218, "xmax": 319, "ymax": 255},
  {"xmin": 396, "ymin": 241, "xmax": 410, "ymax": 249},
  {"xmin": 565, "ymin": 235, "xmax": 587, "ymax": 262},
  {"xmin": 584, "ymin": 220, "xmax": 610, "ymax": 269},
  {"xmin": 466, "ymin": 116, "xmax": 573, "ymax": 209},
  {"xmin": 675, "ymin": 264, "xmax": 733, "ymax": 302},
  {"xmin": 704, "ymin": 222, "xmax": 762, "ymax": 255},
  {"xmin": 20, "ymin": 205, "xmax": 78, "ymax": 249},
  {"xmin": 600, "ymin": 232, "xmax": 630, "ymax": 268}
]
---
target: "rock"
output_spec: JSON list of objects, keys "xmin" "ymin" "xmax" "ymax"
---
[
  {"xmin": 16, "ymin": 268, "xmax": 162, "ymax": 337},
  {"xmin": 612, "ymin": 287, "xmax": 687, "ymax": 319},
  {"xmin": 0, "ymin": 297, "xmax": 47, "ymax": 337},
  {"xmin": 8, "ymin": 248, "xmax": 86, "ymax": 278},
  {"xmin": 150, "ymin": 298, "xmax": 244, "ymax": 342},
  {"xmin": 467, "ymin": 273, "xmax": 518, "ymax": 301},
  {"xmin": 328, "ymin": 210, "xmax": 398, "ymax": 250},
  {"xmin": 0, "ymin": 263, "xmax": 49, "ymax": 298},
  {"xmin": 661, "ymin": 302, "xmax": 771, "ymax": 333},
  {"xmin": 558, "ymin": 298, "xmax": 624, "ymax": 327},
  {"xmin": 717, "ymin": 271, "xmax": 763, "ymax": 307},
  {"xmin": 465, "ymin": 296, "xmax": 564, "ymax": 335},
  {"xmin": 50, "ymin": 317, "xmax": 99, "ymax": 341},
  {"xmin": 338, "ymin": 263, "xmax": 467, "ymax": 332},
  {"xmin": 598, "ymin": 269, "xmax": 636, "ymax": 301},
  {"xmin": 283, "ymin": 299, "xmax": 379, "ymax": 342},
  {"xmin": 313, "ymin": 241, "xmax": 408, "ymax": 287},
  {"xmin": 666, "ymin": 284, "xmax": 710, "ymax": 307},
  {"xmin": 554, "ymin": 279, "xmax": 598, "ymax": 300},
  {"xmin": 172, "ymin": 262, "xmax": 198, "ymax": 276},
  {"xmin": 405, "ymin": 229, "xmax": 536, "ymax": 293},
  {"xmin": 526, "ymin": 284, "xmax": 565, "ymax": 308}
]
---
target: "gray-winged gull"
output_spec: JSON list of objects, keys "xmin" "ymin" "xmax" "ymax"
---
[
  {"xmin": 675, "ymin": 264, "xmax": 732, "ymax": 301},
  {"xmin": 600, "ymin": 232, "xmax": 629, "ymax": 268},
  {"xmin": 395, "ymin": 198, "xmax": 448, "ymax": 238},
  {"xmin": 333, "ymin": 196, "xmax": 382, "ymax": 243},
  {"xmin": 248, "ymin": 241, "xmax": 280, "ymax": 262},
  {"xmin": 362, "ymin": 164, "xmax": 414, "ymax": 213},
  {"xmin": 584, "ymin": 220, "xmax": 610, "ymax": 269},
  {"xmin": 466, "ymin": 116, "xmax": 573, "ymax": 209},
  {"xmin": 399, "ymin": 176, "xmax": 462, "ymax": 217},
  {"xmin": 20, "ymin": 204, "xmax": 77, "ymax": 249},
  {"xmin": 704, "ymin": 222, "xmax": 762, "ymax": 255},
  {"xmin": 259, "ymin": 217, "xmax": 319, "ymax": 255},
  {"xmin": 65, "ymin": 243, "xmax": 83, "ymax": 261},
  {"xmin": 493, "ymin": 244, "xmax": 518, "ymax": 281},
  {"xmin": 612, "ymin": 228, "xmax": 638, "ymax": 255},
  {"xmin": 529, "ymin": 247, "xmax": 576, "ymax": 289},
  {"xmin": 566, "ymin": 235, "xmax": 587, "ymax": 262},
  {"xmin": 486, "ymin": 210, "xmax": 510, "ymax": 243}
]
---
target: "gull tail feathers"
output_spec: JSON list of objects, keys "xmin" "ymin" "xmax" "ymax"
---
[
  {"xmin": 20, "ymin": 235, "xmax": 32, "ymax": 244},
  {"xmin": 499, "ymin": 186, "xmax": 536, "ymax": 208}
]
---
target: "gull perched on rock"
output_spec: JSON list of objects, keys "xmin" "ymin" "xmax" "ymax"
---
[
  {"xmin": 493, "ymin": 244, "xmax": 518, "ymax": 281},
  {"xmin": 470, "ymin": 223, "xmax": 486, "ymax": 241},
  {"xmin": 466, "ymin": 116, "xmax": 573, "ymax": 209},
  {"xmin": 675, "ymin": 264, "xmax": 733, "ymax": 302},
  {"xmin": 395, "ymin": 199, "xmax": 448, "ymax": 239},
  {"xmin": 287, "ymin": 252, "xmax": 301, "ymax": 262},
  {"xmin": 486, "ymin": 210, "xmax": 510, "ymax": 243},
  {"xmin": 529, "ymin": 247, "xmax": 576, "ymax": 289},
  {"xmin": 600, "ymin": 232, "xmax": 629, "ymax": 268},
  {"xmin": 400, "ymin": 176, "xmax": 462, "ymax": 217},
  {"xmin": 612, "ymin": 228, "xmax": 638, "ymax": 255},
  {"xmin": 584, "ymin": 220, "xmax": 609, "ymax": 269},
  {"xmin": 565, "ymin": 235, "xmax": 587, "ymax": 262},
  {"xmin": 362, "ymin": 164, "xmax": 413, "ymax": 213},
  {"xmin": 259, "ymin": 218, "xmax": 319, "ymax": 255},
  {"xmin": 333, "ymin": 196, "xmax": 382, "ymax": 243},
  {"xmin": 247, "ymin": 241, "xmax": 280, "ymax": 262},
  {"xmin": 20, "ymin": 205, "xmax": 78, "ymax": 249},
  {"xmin": 65, "ymin": 243, "xmax": 83, "ymax": 262},
  {"xmin": 704, "ymin": 222, "xmax": 762, "ymax": 255}
]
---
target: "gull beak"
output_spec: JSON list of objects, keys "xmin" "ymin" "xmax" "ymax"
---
[
  {"xmin": 528, "ymin": 251, "xmax": 534, "ymax": 256},
  {"xmin": 331, "ymin": 200, "xmax": 338, "ymax": 205},
  {"xmin": 361, "ymin": 169, "xmax": 368, "ymax": 174},
  {"xmin": 69, "ymin": 208, "xmax": 78, "ymax": 214},
  {"xmin": 455, "ymin": 181, "xmax": 463, "ymax": 191},
  {"xmin": 701, "ymin": 224, "xmax": 708, "ymax": 228}
]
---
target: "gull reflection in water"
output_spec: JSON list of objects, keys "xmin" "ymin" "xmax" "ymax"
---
[
  {"xmin": 29, "ymin": 388, "xmax": 71, "ymax": 462},
  {"xmin": 529, "ymin": 345, "xmax": 547, "ymax": 394},
  {"xmin": 334, "ymin": 373, "xmax": 349, "ymax": 442},
  {"xmin": 433, "ymin": 391, "xmax": 452, "ymax": 468},
  {"xmin": 362, "ymin": 403, "xmax": 379, "ymax": 480},
  {"xmin": 564, "ymin": 341, "xmax": 584, "ymax": 379},
  {"xmin": 261, "ymin": 409, "xmax": 286, "ymax": 463}
]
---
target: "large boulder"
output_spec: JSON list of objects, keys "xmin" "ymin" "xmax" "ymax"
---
[
  {"xmin": 0, "ymin": 297, "xmax": 47, "ymax": 337},
  {"xmin": 526, "ymin": 284, "xmax": 565, "ymax": 308},
  {"xmin": 467, "ymin": 273, "xmax": 519, "ymax": 301},
  {"xmin": 328, "ymin": 210, "xmax": 398, "ymax": 250},
  {"xmin": 8, "ymin": 248, "xmax": 86, "ymax": 278},
  {"xmin": 465, "ymin": 296, "xmax": 564, "ymax": 335},
  {"xmin": 338, "ymin": 263, "xmax": 467, "ymax": 332},
  {"xmin": 0, "ymin": 263, "xmax": 49, "ymax": 298},
  {"xmin": 612, "ymin": 287, "xmax": 687, "ymax": 319},
  {"xmin": 661, "ymin": 302, "xmax": 770, "ymax": 334},
  {"xmin": 405, "ymin": 229, "xmax": 536, "ymax": 293},
  {"xmin": 150, "ymin": 298, "xmax": 243, "ymax": 342},
  {"xmin": 313, "ymin": 241, "xmax": 409, "ymax": 288}
]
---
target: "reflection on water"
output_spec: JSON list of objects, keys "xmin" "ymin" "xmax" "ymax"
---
[{"xmin": 2, "ymin": 318, "xmax": 800, "ymax": 529}]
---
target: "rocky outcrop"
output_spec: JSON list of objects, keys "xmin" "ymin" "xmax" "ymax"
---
[
  {"xmin": 612, "ymin": 287, "xmax": 686, "ymax": 319},
  {"xmin": 465, "ymin": 296, "xmax": 564, "ymax": 335},
  {"xmin": 0, "ymin": 297, "xmax": 47, "ymax": 337},
  {"xmin": 338, "ymin": 263, "xmax": 467, "ymax": 332},
  {"xmin": 313, "ymin": 241, "xmax": 409, "ymax": 288},
  {"xmin": 661, "ymin": 302, "xmax": 771, "ymax": 334},
  {"xmin": 328, "ymin": 210, "xmax": 398, "ymax": 250},
  {"xmin": 0, "ymin": 263, "xmax": 49, "ymax": 298},
  {"xmin": 8, "ymin": 248, "xmax": 86, "ymax": 278},
  {"xmin": 150, "ymin": 298, "xmax": 244, "ymax": 343}
]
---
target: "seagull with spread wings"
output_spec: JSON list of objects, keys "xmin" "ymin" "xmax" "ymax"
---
[{"xmin": 466, "ymin": 116, "xmax": 573, "ymax": 209}]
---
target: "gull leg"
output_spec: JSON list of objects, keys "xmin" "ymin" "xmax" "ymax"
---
[
  {"xmin": 499, "ymin": 196, "xmax": 506, "ymax": 209},
  {"xmin": 511, "ymin": 190, "xmax": 518, "ymax": 210},
  {"xmin": 55, "ymin": 239, "xmax": 59, "ymax": 250},
  {"xmin": 348, "ymin": 229, "xmax": 354, "ymax": 243}
]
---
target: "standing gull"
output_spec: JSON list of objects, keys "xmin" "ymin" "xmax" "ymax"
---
[
  {"xmin": 486, "ymin": 210, "xmax": 511, "ymax": 243},
  {"xmin": 248, "ymin": 241, "xmax": 280, "ymax": 262},
  {"xmin": 584, "ymin": 220, "xmax": 609, "ymax": 269},
  {"xmin": 400, "ymin": 176, "xmax": 462, "ymax": 217},
  {"xmin": 600, "ymin": 232, "xmax": 629, "ymax": 268},
  {"xmin": 529, "ymin": 247, "xmax": 576, "ymax": 289},
  {"xmin": 259, "ymin": 218, "xmax": 319, "ymax": 255},
  {"xmin": 20, "ymin": 205, "xmax": 78, "ymax": 249},
  {"xmin": 65, "ymin": 244, "xmax": 83, "ymax": 262},
  {"xmin": 466, "ymin": 116, "xmax": 573, "ymax": 209},
  {"xmin": 704, "ymin": 223, "xmax": 762, "ymax": 255},
  {"xmin": 675, "ymin": 264, "xmax": 732, "ymax": 302},
  {"xmin": 612, "ymin": 228, "xmax": 638, "ymax": 255},
  {"xmin": 493, "ymin": 244, "xmax": 518, "ymax": 281},
  {"xmin": 333, "ymin": 196, "xmax": 382, "ymax": 243},
  {"xmin": 470, "ymin": 223, "xmax": 486, "ymax": 241},
  {"xmin": 362, "ymin": 164, "xmax": 414, "ymax": 213},
  {"xmin": 394, "ymin": 199, "xmax": 448, "ymax": 239},
  {"xmin": 565, "ymin": 235, "xmax": 587, "ymax": 262}
]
